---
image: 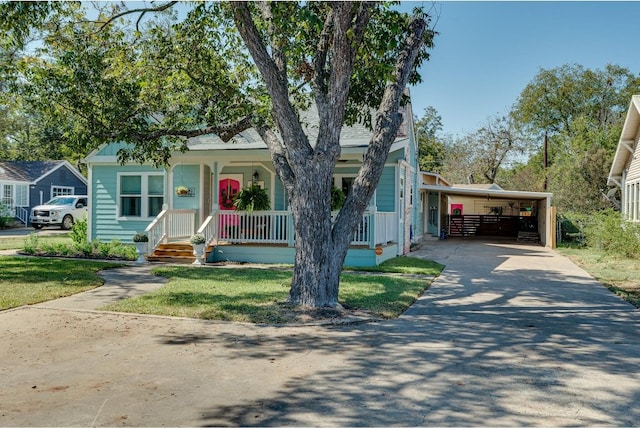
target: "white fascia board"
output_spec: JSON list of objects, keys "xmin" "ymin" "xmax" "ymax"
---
[
  {"xmin": 83, "ymin": 144, "xmax": 107, "ymax": 163},
  {"xmin": 420, "ymin": 184, "xmax": 552, "ymax": 200}
]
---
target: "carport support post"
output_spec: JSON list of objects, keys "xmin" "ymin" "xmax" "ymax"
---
[{"xmin": 550, "ymin": 206, "xmax": 556, "ymax": 249}]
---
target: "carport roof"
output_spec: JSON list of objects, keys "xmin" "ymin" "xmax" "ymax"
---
[{"xmin": 420, "ymin": 184, "xmax": 552, "ymax": 201}]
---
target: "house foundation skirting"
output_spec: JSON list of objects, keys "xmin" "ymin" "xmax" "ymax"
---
[{"xmin": 207, "ymin": 243, "xmax": 398, "ymax": 267}]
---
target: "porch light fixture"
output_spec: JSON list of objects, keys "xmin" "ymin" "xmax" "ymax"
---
[{"xmin": 252, "ymin": 170, "xmax": 259, "ymax": 183}]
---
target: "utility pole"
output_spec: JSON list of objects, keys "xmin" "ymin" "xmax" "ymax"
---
[{"xmin": 543, "ymin": 132, "xmax": 548, "ymax": 191}]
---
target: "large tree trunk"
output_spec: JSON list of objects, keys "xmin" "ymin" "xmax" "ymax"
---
[
  {"xmin": 232, "ymin": 2, "xmax": 427, "ymax": 308},
  {"xmin": 287, "ymin": 164, "xmax": 336, "ymax": 307}
]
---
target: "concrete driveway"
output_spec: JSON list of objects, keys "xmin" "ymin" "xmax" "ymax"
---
[{"xmin": 1, "ymin": 239, "xmax": 640, "ymax": 426}]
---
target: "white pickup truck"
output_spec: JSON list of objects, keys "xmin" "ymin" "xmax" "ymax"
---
[{"xmin": 30, "ymin": 195, "xmax": 88, "ymax": 230}]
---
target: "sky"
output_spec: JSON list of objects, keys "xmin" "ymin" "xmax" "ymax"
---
[{"xmin": 407, "ymin": 1, "xmax": 640, "ymax": 137}]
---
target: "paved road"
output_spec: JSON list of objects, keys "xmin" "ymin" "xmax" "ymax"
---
[
  {"xmin": 0, "ymin": 226, "xmax": 69, "ymax": 238},
  {"xmin": 1, "ymin": 239, "xmax": 639, "ymax": 426}
]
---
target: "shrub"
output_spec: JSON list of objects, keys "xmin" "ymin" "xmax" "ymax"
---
[
  {"xmin": 331, "ymin": 187, "xmax": 346, "ymax": 211},
  {"xmin": 234, "ymin": 185, "xmax": 270, "ymax": 212},
  {"xmin": 0, "ymin": 203, "xmax": 13, "ymax": 229},
  {"xmin": 70, "ymin": 217, "xmax": 88, "ymax": 244},
  {"xmin": 23, "ymin": 233, "xmax": 39, "ymax": 255},
  {"xmin": 582, "ymin": 209, "xmax": 640, "ymax": 258},
  {"xmin": 190, "ymin": 233, "xmax": 206, "ymax": 245},
  {"xmin": 133, "ymin": 232, "xmax": 148, "ymax": 242},
  {"xmin": 21, "ymin": 235, "xmax": 137, "ymax": 261},
  {"xmin": 74, "ymin": 241, "xmax": 94, "ymax": 257}
]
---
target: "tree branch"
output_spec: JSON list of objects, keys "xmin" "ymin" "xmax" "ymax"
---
[
  {"xmin": 336, "ymin": 15, "xmax": 428, "ymax": 236},
  {"xmin": 312, "ymin": 7, "xmax": 335, "ymax": 106},
  {"xmin": 96, "ymin": 1, "xmax": 178, "ymax": 31},
  {"xmin": 122, "ymin": 114, "xmax": 254, "ymax": 143},
  {"xmin": 231, "ymin": 2, "xmax": 311, "ymax": 160}
]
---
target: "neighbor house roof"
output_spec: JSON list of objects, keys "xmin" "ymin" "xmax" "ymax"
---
[
  {"xmin": 0, "ymin": 160, "xmax": 87, "ymax": 184},
  {"xmin": 608, "ymin": 95, "xmax": 640, "ymax": 187}
]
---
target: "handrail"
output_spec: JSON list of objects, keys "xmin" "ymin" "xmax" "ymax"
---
[
  {"xmin": 196, "ymin": 209, "xmax": 219, "ymax": 247},
  {"xmin": 145, "ymin": 209, "xmax": 168, "ymax": 254},
  {"xmin": 14, "ymin": 206, "xmax": 29, "ymax": 227},
  {"xmin": 145, "ymin": 209, "xmax": 197, "ymax": 254}
]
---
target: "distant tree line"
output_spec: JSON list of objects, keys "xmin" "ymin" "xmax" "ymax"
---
[{"xmin": 415, "ymin": 63, "xmax": 640, "ymax": 214}]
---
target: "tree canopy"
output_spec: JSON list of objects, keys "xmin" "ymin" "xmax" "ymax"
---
[
  {"xmin": 416, "ymin": 63, "xmax": 640, "ymax": 213},
  {"xmin": 1, "ymin": 1, "xmax": 434, "ymax": 308}
]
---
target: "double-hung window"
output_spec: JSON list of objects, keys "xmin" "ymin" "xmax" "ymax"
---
[
  {"xmin": 118, "ymin": 173, "xmax": 165, "ymax": 219},
  {"xmin": 52, "ymin": 186, "xmax": 74, "ymax": 197}
]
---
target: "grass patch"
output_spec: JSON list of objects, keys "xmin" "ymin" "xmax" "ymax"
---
[
  {"xmin": 557, "ymin": 245, "xmax": 640, "ymax": 308},
  {"xmin": 0, "ymin": 234, "xmax": 72, "ymax": 251},
  {"xmin": 103, "ymin": 256, "xmax": 443, "ymax": 323},
  {"xmin": 347, "ymin": 256, "xmax": 444, "ymax": 275},
  {"xmin": 0, "ymin": 257, "xmax": 123, "ymax": 310}
]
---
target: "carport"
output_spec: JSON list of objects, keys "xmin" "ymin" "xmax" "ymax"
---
[{"xmin": 420, "ymin": 182, "xmax": 554, "ymax": 247}]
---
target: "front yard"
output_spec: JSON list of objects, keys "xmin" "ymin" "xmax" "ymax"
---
[
  {"xmin": 0, "ymin": 255, "xmax": 443, "ymax": 322},
  {"xmin": 0, "ymin": 257, "xmax": 123, "ymax": 310}
]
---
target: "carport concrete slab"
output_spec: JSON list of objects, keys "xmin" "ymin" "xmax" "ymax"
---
[{"xmin": 2, "ymin": 239, "xmax": 640, "ymax": 426}]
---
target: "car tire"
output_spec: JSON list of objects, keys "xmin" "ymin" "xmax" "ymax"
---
[
  {"xmin": 33, "ymin": 224, "xmax": 43, "ymax": 230},
  {"xmin": 61, "ymin": 215, "xmax": 74, "ymax": 230}
]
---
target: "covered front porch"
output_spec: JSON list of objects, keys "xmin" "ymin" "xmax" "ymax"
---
[{"xmin": 143, "ymin": 208, "xmax": 399, "ymax": 266}]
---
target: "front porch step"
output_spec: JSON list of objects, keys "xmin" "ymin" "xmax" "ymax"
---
[{"xmin": 147, "ymin": 242, "xmax": 212, "ymax": 264}]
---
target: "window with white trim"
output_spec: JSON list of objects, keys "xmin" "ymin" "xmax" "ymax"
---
[
  {"xmin": 118, "ymin": 173, "xmax": 165, "ymax": 219},
  {"xmin": 2, "ymin": 184, "xmax": 12, "ymax": 206},
  {"xmin": 52, "ymin": 186, "xmax": 74, "ymax": 198},
  {"xmin": 625, "ymin": 179, "xmax": 640, "ymax": 221},
  {"xmin": 15, "ymin": 184, "xmax": 28, "ymax": 207}
]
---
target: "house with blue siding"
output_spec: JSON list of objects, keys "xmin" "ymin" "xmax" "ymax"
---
[
  {"xmin": 84, "ymin": 101, "xmax": 432, "ymax": 266},
  {"xmin": 0, "ymin": 160, "xmax": 87, "ymax": 226}
]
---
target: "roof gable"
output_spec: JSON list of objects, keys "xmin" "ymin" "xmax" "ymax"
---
[
  {"xmin": 608, "ymin": 95, "xmax": 640, "ymax": 187},
  {"xmin": 0, "ymin": 160, "xmax": 86, "ymax": 184},
  {"xmin": 0, "ymin": 161, "xmax": 63, "ymax": 182}
]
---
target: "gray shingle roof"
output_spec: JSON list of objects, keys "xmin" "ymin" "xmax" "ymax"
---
[{"xmin": 0, "ymin": 161, "xmax": 65, "ymax": 183}]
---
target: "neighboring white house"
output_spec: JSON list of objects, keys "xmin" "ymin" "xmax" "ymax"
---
[{"xmin": 608, "ymin": 95, "xmax": 640, "ymax": 220}]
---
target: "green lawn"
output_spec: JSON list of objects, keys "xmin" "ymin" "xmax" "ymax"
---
[
  {"xmin": 0, "ymin": 257, "xmax": 123, "ymax": 310},
  {"xmin": 0, "ymin": 254, "xmax": 443, "ymax": 322},
  {"xmin": 557, "ymin": 245, "xmax": 640, "ymax": 308},
  {"xmin": 0, "ymin": 234, "xmax": 72, "ymax": 251},
  {"xmin": 103, "ymin": 257, "xmax": 444, "ymax": 323}
]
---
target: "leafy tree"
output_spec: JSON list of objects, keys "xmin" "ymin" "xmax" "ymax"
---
[
  {"xmin": 437, "ymin": 115, "xmax": 530, "ymax": 186},
  {"xmin": 415, "ymin": 106, "xmax": 445, "ymax": 173},
  {"xmin": 512, "ymin": 63, "xmax": 640, "ymax": 212},
  {"xmin": 2, "ymin": 1, "xmax": 434, "ymax": 308}
]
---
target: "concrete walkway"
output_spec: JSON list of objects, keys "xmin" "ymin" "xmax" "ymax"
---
[
  {"xmin": 35, "ymin": 264, "xmax": 167, "ymax": 311},
  {"xmin": 1, "ymin": 239, "xmax": 640, "ymax": 426}
]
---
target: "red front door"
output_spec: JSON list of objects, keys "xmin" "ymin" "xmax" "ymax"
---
[{"xmin": 219, "ymin": 178, "xmax": 240, "ymax": 211}]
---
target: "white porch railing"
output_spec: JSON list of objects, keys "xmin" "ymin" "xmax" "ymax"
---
[
  {"xmin": 153, "ymin": 209, "xmax": 398, "ymax": 252},
  {"xmin": 145, "ymin": 209, "xmax": 197, "ymax": 254},
  {"xmin": 217, "ymin": 210, "xmax": 290, "ymax": 244},
  {"xmin": 374, "ymin": 212, "xmax": 397, "ymax": 245}
]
